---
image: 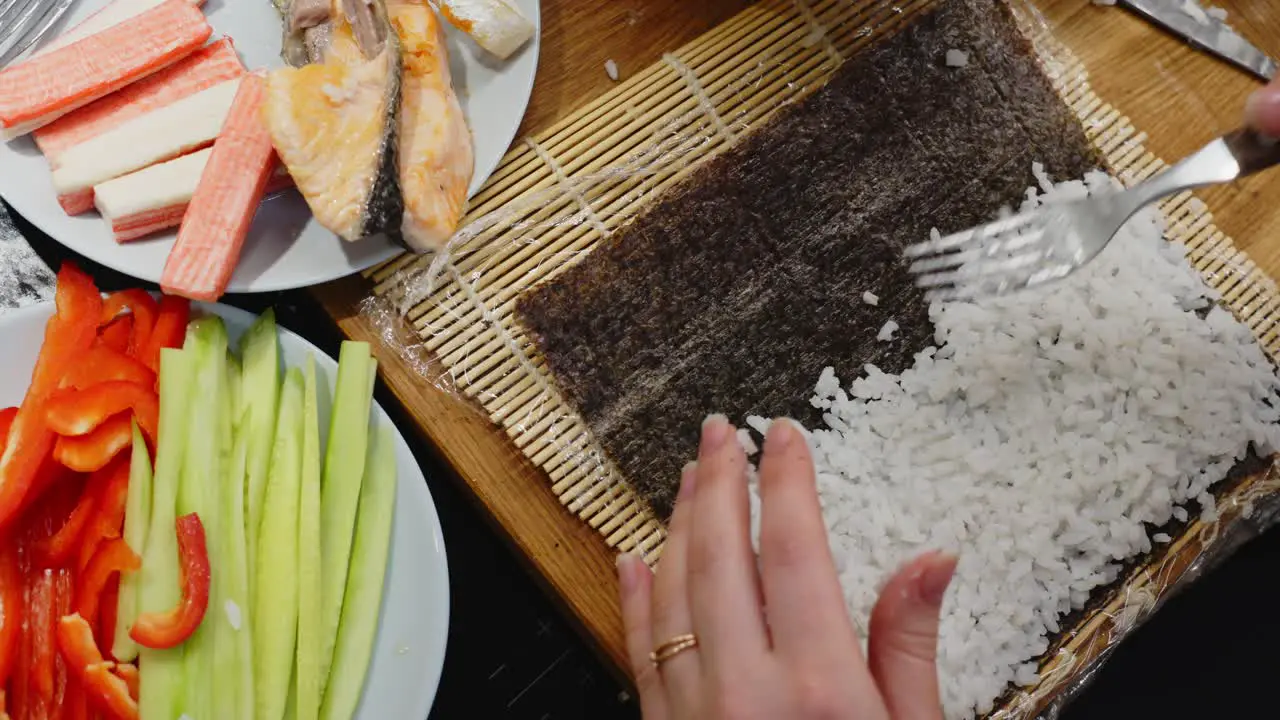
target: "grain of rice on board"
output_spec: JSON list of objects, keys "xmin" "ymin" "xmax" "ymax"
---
[{"xmin": 737, "ymin": 169, "xmax": 1280, "ymax": 718}]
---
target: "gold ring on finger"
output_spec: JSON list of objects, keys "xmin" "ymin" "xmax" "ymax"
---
[{"xmin": 649, "ymin": 633, "xmax": 699, "ymax": 667}]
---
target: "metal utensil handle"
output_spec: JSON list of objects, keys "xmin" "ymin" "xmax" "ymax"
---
[{"xmin": 1224, "ymin": 128, "xmax": 1280, "ymax": 177}]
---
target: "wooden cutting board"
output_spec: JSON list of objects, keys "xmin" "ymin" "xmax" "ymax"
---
[{"xmin": 312, "ymin": 0, "xmax": 1280, "ymax": 684}]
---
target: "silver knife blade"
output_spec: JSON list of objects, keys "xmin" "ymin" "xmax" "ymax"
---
[{"xmin": 1120, "ymin": 0, "xmax": 1277, "ymax": 82}]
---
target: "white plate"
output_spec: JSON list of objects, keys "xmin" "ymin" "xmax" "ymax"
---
[
  {"xmin": 0, "ymin": 300, "xmax": 451, "ymax": 718},
  {"xmin": 0, "ymin": 0, "xmax": 540, "ymax": 293}
]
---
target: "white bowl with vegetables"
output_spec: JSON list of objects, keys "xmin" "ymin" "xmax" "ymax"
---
[{"xmin": 0, "ymin": 298, "xmax": 450, "ymax": 719}]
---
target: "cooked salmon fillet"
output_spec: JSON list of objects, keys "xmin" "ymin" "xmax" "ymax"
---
[
  {"xmin": 436, "ymin": 0, "xmax": 533, "ymax": 60},
  {"xmin": 0, "ymin": 0, "xmax": 212, "ymax": 139},
  {"xmin": 390, "ymin": 2, "xmax": 474, "ymax": 251},
  {"xmin": 263, "ymin": 1, "xmax": 404, "ymax": 242}
]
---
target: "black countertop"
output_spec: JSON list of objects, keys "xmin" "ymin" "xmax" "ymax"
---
[{"xmin": 5, "ymin": 201, "xmax": 1279, "ymax": 719}]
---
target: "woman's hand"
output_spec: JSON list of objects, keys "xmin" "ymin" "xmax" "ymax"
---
[
  {"xmin": 1245, "ymin": 75, "xmax": 1280, "ymax": 136},
  {"xmin": 616, "ymin": 416, "xmax": 957, "ymax": 720}
]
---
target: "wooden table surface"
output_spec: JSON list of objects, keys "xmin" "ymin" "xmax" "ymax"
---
[{"xmin": 312, "ymin": 0, "xmax": 1280, "ymax": 686}]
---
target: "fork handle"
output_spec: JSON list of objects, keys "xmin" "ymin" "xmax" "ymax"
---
[{"xmin": 1224, "ymin": 128, "xmax": 1280, "ymax": 178}]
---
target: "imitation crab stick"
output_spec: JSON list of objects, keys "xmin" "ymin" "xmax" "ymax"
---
[
  {"xmin": 32, "ymin": 0, "xmax": 207, "ymax": 63},
  {"xmin": 95, "ymin": 149, "xmax": 211, "ymax": 243},
  {"xmin": 35, "ymin": 38, "xmax": 245, "ymax": 166},
  {"xmin": 52, "ymin": 77, "xmax": 242, "ymax": 216},
  {"xmin": 161, "ymin": 74, "xmax": 276, "ymax": 302},
  {"xmin": 95, "ymin": 148, "xmax": 295, "ymax": 244},
  {"xmin": 0, "ymin": 0, "xmax": 212, "ymax": 140}
]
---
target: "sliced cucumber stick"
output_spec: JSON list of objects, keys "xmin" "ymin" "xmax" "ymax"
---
[
  {"xmin": 212, "ymin": 404, "xmax": 253, "ymax": 720},
  {"xmin": 320, "ymin": 423, "xmax": 397, "ymax": 720},
  {"xmin": 317, "ymin": 342, "xmax": 374, "ymax": 686},
  {"xmin": 242, "ymin": 308, "xmax": 281, "ymax": 596},
  {"xmin": 112, "ymin": 421, "xmax": 152, "ymax": 663},
  {"xmin": 297, "ymin": 356, "xmax": 323, "ymax": 720},
  {"xmin": 254, "ymin": 369, "xmax": 305, "ymax": 720},
  {"xmin": 137, "ymin": 348, "xmax": 196, "ymax": 720},
  {"xmin": 177, "ymin": 318, "xmax": 228, "ymax": 718}
]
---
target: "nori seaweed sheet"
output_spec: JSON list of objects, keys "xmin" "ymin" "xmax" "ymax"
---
[{"xmin": 516, "ymin": 0, "xmax": 1102, "ymax": 519}]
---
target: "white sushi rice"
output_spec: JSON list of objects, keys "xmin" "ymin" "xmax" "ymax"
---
[
  {"xmin": 740, "ymin": 168, "xmax": 1280, "ymax": 718},
  {"xmin": 877, "ymin": 319, "xmax": 899, "ymax": 341},
  {"xmin": 605, "ymin": 59, "xmax": 620, "ymax": 81},
  {"xmin": 863, "ymin": 290, "xmax": 880, "ymax": 306},
  {"xmin": 1181, "ymin": 0, "xmax": 1211, "ymax": 25},
  {"xmin": 945, "ymin": 49, "xmax": 970, "ymax": 67}
]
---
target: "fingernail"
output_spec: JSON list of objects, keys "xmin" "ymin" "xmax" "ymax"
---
[
  {"xmin": 917, "ymin": 552, "xmax": 958, "ymax": 606},
  {"xmin": 616, "ymin": 552, "xmax": 639, "ymax": 592},
  {"xmin": 677, "ymin": 462, "xmax": 698, "ymax": 502},
  {"xmin": 1245, "ymin": 88, "xmax": 1280, "ymax": 135},
  {"xmin": 700, "ymin": 414, "xmax": 732, "ymax": 454},
  {"xmin": 765, "ymin": 417, "xmax": 798, "ymax": 451}
]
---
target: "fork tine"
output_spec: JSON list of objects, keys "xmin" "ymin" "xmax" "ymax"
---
[
  {"xmin": 0, "ymin": 0, "xmax": 72, "ymax": 66},
  {"xmin": 0, "ymin": 0, "xmax": 50, "ymax": 59},
  {"xmin": 902, "ymin": 212, "xmax": 1039, "ymax": 259},
  {"xmin": 914, "ymin": 249, "xmax": 1046, "ymax": 290},
  {"xmin": 922, "ymin": 259, "xmax": 1080, "ymax": 303},
  {"xmin": 907, "ymin": 226, "xmax": 1049, "ymax": 275},
  {"xmin": 0, "ymin": 0, "xmax": 26, "ymax": 28}
]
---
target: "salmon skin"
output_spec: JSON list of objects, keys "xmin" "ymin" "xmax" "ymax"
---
[
  {"xmin": 35, "ymin": 38, "xmax": 245, "ymax": 165},
  {"xmin": 161, "ymin": 74, "xmax": 278, "ymax": 301},
  {"xmin": 0, "ymin": 0, "xmax": 212, "ymax": 139},
  {"xmin": 264, "ymin": 0, "xmax": 405, "ymax": 244}
]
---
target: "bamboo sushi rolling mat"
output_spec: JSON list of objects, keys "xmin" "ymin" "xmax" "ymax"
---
[{"xmin": 311, "ymin": 0, "xmax": 1280, "ymax": 707}]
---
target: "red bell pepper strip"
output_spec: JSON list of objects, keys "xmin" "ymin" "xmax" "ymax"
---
[
  {"xmin": 33, "ymin": 474, "xmax": 95, "ymax": 568},
  {"xmin": 29, "ymin": 569, "xmax": 56, "ymax": 712},
  {"xmin": 55, "ymin": 614, "xmax": 137, "ymax": 720},
  {"xmin": 98, "ymin": 576, "xmax": 120, "ymax": 657},
  {"xmin": 0, "ymin": 407, "xmax": 15, "ymax": 454},
  {"xmin": 97, "ymin": 315, "xmax": 133, "ymax": 355},
  {"xmin": 53, "ymin": 414, "xmax": 133, "ymax": 474},
  {"xmin": 114, "ymin": 663, "xmax": 138, "ymax": 701},
  {"xmin": 62, "ymin": 346, "xmax": 155, "ymax": 392},
  {"xmin": 0, "ymin": 540, "xmax": 22, "ymax": 711},
  {"xmin": 45, "ymin": 382, "xmax": 159, "ymax": 446},
  {"xmin": 11, "ymin": 566, "xmax": 30, "ymax": 720},
  {"xmin": 74, "ymin": 540, "xmax": 139, "ymax": 633},
  {"xmin": 138, "ymin": 295, "xmax": 189, "ymax": 373},
  {"xmin": 100, "ymin": 290, "xmax": 157, "ymax": 357},
  {"xmin": 0, "ymin": 264, "xmax": 102, "ymax": 531},
  {"xmin": 53, "ymin": 567, "xmax": 73, "ymax": 718},
  {"xmin": 76, "ymin": 459, "xmax": 130, "ymax": 573},
  {"xmin": 130, "ymin": 514, "xmax": 210, "ymax": 649},
  {"xmin": 63, "ymin": 680, "xmax": 89, "ymax": 720}
]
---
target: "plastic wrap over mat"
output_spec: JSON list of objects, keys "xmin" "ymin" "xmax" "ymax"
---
[{"xmin": 358, "ymin": 0, "xmax": 1280, "ymax": 717}]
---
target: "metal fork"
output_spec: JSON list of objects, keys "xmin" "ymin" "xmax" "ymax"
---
[
  {"xmin": 903, "ymin": 128, "xmax": 1280, "ymax": 302},
  {"xmin": 0, "ymin": 0, "xmax": 76, "ymax": 68}
]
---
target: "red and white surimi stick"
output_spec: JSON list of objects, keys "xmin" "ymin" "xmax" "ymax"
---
[
  {"xmin": 30, "ymin": 0, "xmax": 206, "ymax": 60},
  {"xmin": 35, "ymin": 38, "xmax": 245, "ymax": 165},
  {"xmin": 0, "ymin": 0, "xmax": 212, "ymax": 139},
  {"xmin": 52, "ymin": 77, "xmax": 242, "ymax": 215},
  {"xmin": 162, "ymin": 75, "xmax": 277, "ymax": 302},
  {"xmin": 95, "ymin": 147, "xmax": 210, "ymax": 243},
  {"xmin": 96, "ymin": 148, "xmax": 295, "ymax": 243}
]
